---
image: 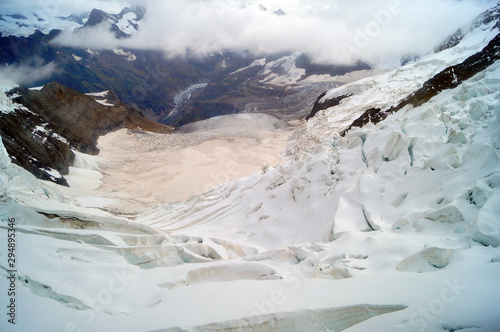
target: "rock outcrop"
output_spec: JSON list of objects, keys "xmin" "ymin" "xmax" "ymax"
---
[
  {"xmin": 0, "ymin": 82, "xmax": 171, "ymax": 185},
  {"xmin": 305, "ymin": 93, "xmax": 352, "ymax": 120}
]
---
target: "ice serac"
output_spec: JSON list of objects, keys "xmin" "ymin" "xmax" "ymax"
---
[
  {"xmin": 468, "ymin": 191, "xmax": 500, "ymax": 247},
  {"xmin": 0, "ymin": 81, "xmax": 171, "ymax": 185},
  {"xmin": 397, "ymin": 248, "xmax": 456, "ymax": 273},
  {"xmin": 168, "ymin": 304, "xmax": 406, "ymax": 332},
  {"xmin": 382, "ymin": 131, "xmax": 410, "ymax": 162}
]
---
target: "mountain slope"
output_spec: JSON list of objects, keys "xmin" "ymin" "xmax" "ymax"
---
[{"xmin": 0, "ymin": 81, "xmax": 171, "ymax": 185}]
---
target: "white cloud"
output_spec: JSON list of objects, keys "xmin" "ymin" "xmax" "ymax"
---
[
  {"xmin": 53, "ymin": 22, "xmax": 121, "ymax": 49},
  {"xmin": 0, "ymin": 61, "xmax": 58, "ymax": 85},
  {"xmin": 51, "ymin": 0, "xmax": 495, "ymax": 66},
  {"xmin": 0, "ymin": 0, "xmax": 129, "ymax": 16}
]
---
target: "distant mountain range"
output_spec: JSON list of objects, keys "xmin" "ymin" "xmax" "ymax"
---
[{"xmin": 0, "ymin": 6, "xmax": 369, "ymax": 126}]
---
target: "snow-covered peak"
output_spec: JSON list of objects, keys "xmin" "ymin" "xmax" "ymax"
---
[
  {"xmin": 0, "ymin": 11, "xmax": 83, "ymax": 37},
  {"xmin": 0, "ymin": 6, "xmax": 145, "ymax": 37},
  {"xmin": 78, "ymin": 6, "xmax": 144, "ymax": 38}
]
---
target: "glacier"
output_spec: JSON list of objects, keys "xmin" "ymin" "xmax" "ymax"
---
[{"xmin": 1, "ymin": 6, "xmax": 500, "ymax": 332}]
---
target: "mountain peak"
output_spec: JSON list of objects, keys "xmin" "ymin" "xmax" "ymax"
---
[
  {"xmin": 274, "ymin": 9, "xmax": 286, "ymax": 16},
  {"xmin": 84, "ymin": 8, "xmax": 110, "ymax": 27},
  {"xmin": 79, "ymin": 6, "xmax": 144, "ymax": 38}
]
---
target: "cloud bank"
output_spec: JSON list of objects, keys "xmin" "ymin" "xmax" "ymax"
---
[
  {"xmin": 52, "ymin": 0, "xmax": 495, "ymax": 65},
  {"xmin": 0, "ymin": 61, "xmax": 58, "ymax": 85},
  {"xmin": 0, "ymin": 0, "xmax": 128, "ymax": 16}
]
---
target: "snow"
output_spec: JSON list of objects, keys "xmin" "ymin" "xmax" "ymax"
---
[
  {"xmin": 111, "ymin": 48, "xmax": 137, "ymax": 61},
  {"xmin": 1, "ymin": 13, "xmax": 500, "ymax": 332},
  {"xmin": 261, "ymin": 62, "xmax": 306, "ymax": 85},
  {"xmin": 45, "ymin": 168, "xmax": 62, "ymax": 179},
  {"xmin": 0, "ymin": 12, "xmax": 82, "ymax": 37},
  {"xmin": 52, "ymin": 132, "xmax": 69, "ymax": 145},
  {"xmin": 86, "ymin": 91, "xmax": 115, "ymax": 106},
  {"xmin": 0, "ymin": 8, "xmax": 141, "ymax": 37},
  {"xmin": 115, "ymin": 12, "xmax": 140, "ymax": 35},
  {"xmin": 92, "ymin": 114, "xmax": 291, "ymax": 209},
  {"xmin": 29, "ymin": 85, "xmax": 45, "ymax": 91},
  {"xmin": 320, "ymin": 16, "xmax": 500, "ymax": 116},
  {"xmin": 72, "ymin": 54, "xmax": 82, "ymax": 61},
  {"xmin": 260, "ymin": 53, "xmax": 306, "ymax": 85},
  {"xmin": 86, "ymin": 91, "xmax": 110, "ymax": 98},
  {"xmin": 0, "ymin": 80, "xmax": 26, "ymax": 115},
  {"xmin": 134, "ymin": 33, "xmax": 500, "ymax": 330},
  {"xmin": 31, "ymin": 124, "xmax": 70, "ymax": 145},
  {"xmin": 230, "ymin": 58, "xmax": 266, "ymax": 75},
  {"xmin": 95, "ymin": 100, "xmax": 114, "ymax": 107}
]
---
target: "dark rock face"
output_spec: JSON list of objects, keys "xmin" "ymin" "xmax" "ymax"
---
[
  {"xmin": 403, "ymin": 33, "xmax": 500, "ymax": 107},
  {"xmin": 84, "ymin": 9, "xmax": 109, "ymax": 27},
  {"xmin": 306, "ymin": 93, "xmax": 352, "ymax": 121},
  {"xmin": 81, "ymin": 9, "xmax": 129, "ymax": 39},
  {"xmin": 341, "ymin": 107, "xmax": 383, "ymax": 133},
  {"xmin": 0, "ymin": 82, "xmax": 171, "ymax": 185},
  {"xmin": 17, "ymin": 82, "xmax": 172, "ymax": 152},
  {"xmin": 434, "ymin": 29, "xmax": 465, "ymax": 53},
  {"xmin": 78, "ymin": 6, "xmax": 145, "ymax": 39},
  {"xmin": 341, "ymin": 32, "xmax": 500, "ymax": 135},
  {"xmin": 0, "ymin": 102, "xmax": 74, "ymax": 186}
]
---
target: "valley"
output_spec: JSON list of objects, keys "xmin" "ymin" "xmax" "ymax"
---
[{"xmin": 65, "ymin": 114, "xmax": 293, "ymax": 210}]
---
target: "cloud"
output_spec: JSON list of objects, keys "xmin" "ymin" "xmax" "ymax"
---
[
  {"xmin": 53, "ymin": 22, "xmax": 121, "ymax": 49},
  {"xmin": 0, "ymin": 61, "xmax": 58, "ymax": 85},
  {"xmin": 52, "ymin": 0, "xmax": 495, "ymax": 66},
  {"xmin": 0, "ymin": 0, "xmax": 129, "ymax": 16}
]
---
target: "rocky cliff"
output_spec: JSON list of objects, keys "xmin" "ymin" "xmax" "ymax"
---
[{"xmin": 0, "ymin": 82, "xmax": 171, "ymax": 185}]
